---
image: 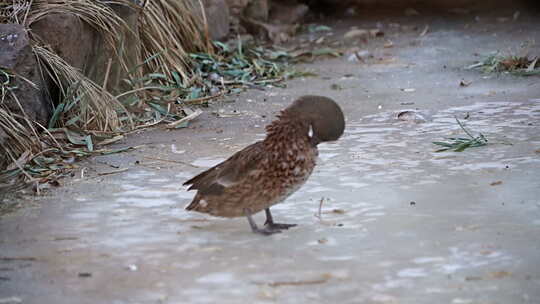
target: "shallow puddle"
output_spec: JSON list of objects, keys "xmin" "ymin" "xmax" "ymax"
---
[{"xmin": 2, "ymin": 101, "xmax": 540, "ymax": 303}]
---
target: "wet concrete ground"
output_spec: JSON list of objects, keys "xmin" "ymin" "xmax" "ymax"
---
[{"xmin": 2, "ymin": 5, "xmax": 540, "ymax": 304}]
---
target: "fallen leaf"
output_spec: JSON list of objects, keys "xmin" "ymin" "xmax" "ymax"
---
[
  {"xmin": 465, "ymin": 276, "xmax": 483, "ymax": 281},
  {"xmin": 489, "ymin": 271, "xmax": 511, "ymax": 279},
  {"xmin": 344, "ymin": 28, "xmax": 369, "ymax": 40},
  {"xmin": 383, "ymin": 40, "xmax": 394, "ymax": 48}
]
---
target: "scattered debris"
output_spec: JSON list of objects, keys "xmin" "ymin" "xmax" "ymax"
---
[
  {"xmin": 410, "ymin": 201, "xmax": 416, "ymax": 206},
  {"xmin": 466, "ymin": 52, "xmax": 540, "ymax": 76},
  {"xmin": 318, "ymin": 238, "xmax": 328, "ymax": 244},
  {"xmin": 489, "ymin": 271, "xmax": 511, "ymax": 279},
  {"xmin": 346, "ymin": 49, "xmax": 370, "ymax": 62},
  {"xmin": 97, "ymin": 168, "xmax": 129, "ymax": 176},
  {"xmin": 490, "ymin": 181, "xmax": 503, "ymax": 186},
  {"xmin": 307, "ymin": 24, "xmax": 332, "ymax": 33},
  {"xmin": 344, "ymin": 28, "xmax": 369, "ymax": 40},
  {"xmin": 459, "ymin": 80, "xmax": 472, "ymax": 87},
  {"xmin": 256, "ymin": 274, "xmax": 332, "ymax": 287},
  {"xmin": 369, "ymin": 29, "xmax": 384, "ymax": 37},
  {"xmin": 78, "ymin": 272, "xmax": 92, "ymax": 278},
  {"xmin": 332, "ymin": 209, "xmax": 345, "ymax": 214},
  {"xmin": 465, "ymin": 276, "xmax": 483, "ymax": 281},
  {"xmin": 0, "ymin": 256, "xmax": 37, "ymax": 261},
  {"xmin": 125, "ymin": 264, "xmax": 138, "ymax": 271},
  {"xmin": 143, "ymin": 156, "xmax": 200, "ymax": 168},
  {"xmin": 166, "ymin": 109, "xmax": 203, "ymax": 129},
  {"xmin": 315, "ymin": 197, "xmax": 325, "ymax": 220},
  {"xmin": 397, "ymin": 110, "xmax": 427, "ymax": 123},
  {"xmin": 53, "ymin": 236, "xmax": 79, "ymax": 241},
  {"xmin": 419, "ymin": 25, "xmax": 429, "ymax": 37},
  {"xmin": 433, "ymin": 117, "xmax": 488, "ymax": 152},
  {"xmin": 383, "ymin": 40, "xmax": 394, "ymax": 48},
  {"xmin": 401, "ymin": 88, "xmax": 416, "ymax": 92},
  {"xmin": 330, "ymin": 84, "xmax": 343, "ymax": 90}
]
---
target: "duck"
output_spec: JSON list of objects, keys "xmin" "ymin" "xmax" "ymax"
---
[{"xmin": 184, "ymin": 95, "xmax": 345, "ymax": 235}]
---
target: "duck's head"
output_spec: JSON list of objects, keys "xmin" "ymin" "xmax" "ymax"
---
[{"xmin": 284, "ymin": 95, "xmax": 345, "ymax": 145}]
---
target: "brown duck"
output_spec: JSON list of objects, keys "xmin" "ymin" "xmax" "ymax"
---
[{"xmin": 184, "ymin": 95, "xmax": 345, "ymax": 235}]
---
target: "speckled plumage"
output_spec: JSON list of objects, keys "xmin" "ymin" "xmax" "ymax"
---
[{"xmin": 184, "ymin": 95, "xmax": 345, "ymax": 235}]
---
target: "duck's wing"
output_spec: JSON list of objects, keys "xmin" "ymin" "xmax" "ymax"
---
[{"xmin": 183, "ymin": 141, "xmax": 265, "ymax": 195}]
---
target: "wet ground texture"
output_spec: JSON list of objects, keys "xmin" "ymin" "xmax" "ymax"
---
[{"xmin": 1, "ymin": 4, "xmax": 540, "ymax": 304}]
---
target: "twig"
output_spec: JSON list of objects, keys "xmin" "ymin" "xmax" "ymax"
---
[
  {"xmin": 97, "ymin": 168, "xmax": 129, "ymax": 176},
  {"xmin": 419, "ymin": 25, "xmax": 429, "ymax": 37},
  {"xmin": 166, "ymin": 109, "xmax": 202, "ymax": 129},
  {"xmin": 254, "ymin": 276, "xmax": 330, "ymax": 287},
  {"xmin": 182, "ymin": 92, "xmax": 225, "ymax": 105},
  {"xmin": 143, "ymin": 156, "xmax": 200, "ymax": 168},
  {"xmin": 0, "ymin": 257, "xmax": 37, "ymax": 261},
  {"xmin": 315, "ymin": 197, "xmax": 324, "ymax": 220},
  {"xmin": 454, "ymin": 116, "xmax": 475, "ymax": 139}
]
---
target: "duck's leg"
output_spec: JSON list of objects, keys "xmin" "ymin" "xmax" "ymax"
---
[
  {"xmin": 264, "ymin": 208, "xmax": 297, "ymax": 230},
  {"xmin": 244, "ymin": 208, "xmax": 282, "ymax": 235}
]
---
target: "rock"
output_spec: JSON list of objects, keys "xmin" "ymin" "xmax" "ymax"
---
[
  {"xmin": 31, "ymin": 14, "xmax": 94, "ymax": 71},
  {"xmin": 240, "ymin": 17, "xmax": 297, "ymax": 44},
  {"xmin": 87, "ymin": 3, "xmax": 141, "ymax": 94},
  {"xmin": 30, "ymin": 4, "xmax": 141, "ymax": 95},
  {"xmin": 201, "ymin": 0, "xmax": 231, "ymax": 40},
  {"xmin": 245, "ymin": 0, "xmax": 269, "ymax": 21},
  {"xmin": 269, "ymin": 2, "xmax": 309, "ymax": 24},
  {"xmin": 0, "ymin": 23, "xmax": 51, "ymax": 125},
  {"xmin": 225, "ymin": 0, "xmax": 250, "ymax": 33}
]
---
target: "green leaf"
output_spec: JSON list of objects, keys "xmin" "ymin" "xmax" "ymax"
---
[
  {"xmin": 85, "ymin": 135, "xmax": 94, "ymax": 152},
  {"xmin": 308, "ymin": 24, "xmax": 332, "ymax": 33},
  {"xmin": 48, "ymin": 103, "xmax": 65, "ymax": 129}
]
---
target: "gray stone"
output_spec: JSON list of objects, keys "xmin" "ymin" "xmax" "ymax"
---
[
  {"xmin": 0, "ymin": 23, "xmax": 51, "ymax": 126},
  {"xmin": 202, "ymin": 0, "xmax": 231, "ymax": 40}
]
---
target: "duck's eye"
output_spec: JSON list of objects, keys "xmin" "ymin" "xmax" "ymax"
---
[{"xmin": 308, "ymin": 124, "xmax": 313, "ymax": 137}]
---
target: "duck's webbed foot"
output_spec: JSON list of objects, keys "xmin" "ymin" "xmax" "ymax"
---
[
  {"xmin": 263, "ymin": 208, "xmax": 297, "ymax": 230},
  {"xmin": 244, "ymin": 208, "xmax": 282, "ymax": 235}
]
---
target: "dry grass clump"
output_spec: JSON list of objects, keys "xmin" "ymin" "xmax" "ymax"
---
[
  {"xmin": 137, "ymin": 0, "xmax": 212, "ymax": 85},
  {"xmin": 0, "ymin": 0, "xmax": 210, "ymax": 193}
]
